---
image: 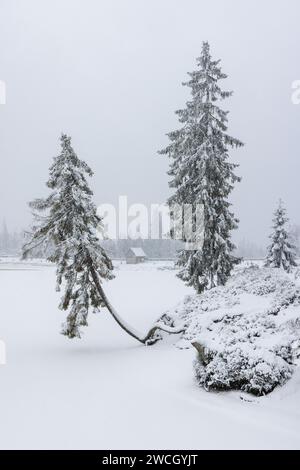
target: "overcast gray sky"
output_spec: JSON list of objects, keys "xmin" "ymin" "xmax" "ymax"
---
[{"xmin": 0, "ymin": 0, "xmax": 299, "ymax": 245}]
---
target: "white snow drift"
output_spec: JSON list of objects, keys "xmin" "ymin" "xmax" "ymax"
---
[
  {"xmin": 1, "ymin": 261, "xmax": 300, "ymax": 449},
  {"xmin": 162, "ymin": 266, "xmax": 300, "ymax": 395}
]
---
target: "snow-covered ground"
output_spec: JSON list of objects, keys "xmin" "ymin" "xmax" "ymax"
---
[{"xmin": 0, "ymin": 260, "xmax": 300, "ymax": 449}]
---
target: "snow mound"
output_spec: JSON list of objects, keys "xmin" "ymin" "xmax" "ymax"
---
[{"xmin": 164, "ymin": 266, "xmax": 300, "ymax": 395}]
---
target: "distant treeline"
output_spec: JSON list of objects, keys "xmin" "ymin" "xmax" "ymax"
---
[
  {"xmin": 1, "ymin": 218, "xmax": 299, "ymax": 260},
  {"xmin": 0, "ymin": 220, "xmax": 25, "ymax": 256}
]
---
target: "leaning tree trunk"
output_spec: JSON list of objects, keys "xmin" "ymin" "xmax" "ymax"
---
[{"xmin": 88, "ymin": 260, "xmax": 184, "ymax": 345}]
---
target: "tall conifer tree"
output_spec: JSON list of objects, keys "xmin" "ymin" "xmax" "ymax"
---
[
  {"xmin": 24, "ymin": 134, "xmax": 114, "ymax": 338},
  {"xmin": 24, "ymin": 134, "xmax": 181, "ymax": 343},
  {"xmin": 160, "ymin": 42, "xmax": 243, "ymax": 293}
]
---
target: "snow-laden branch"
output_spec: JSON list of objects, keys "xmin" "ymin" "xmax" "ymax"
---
[{"xmin": 88, "ymin": 257, "xmax": 184, "ymax": 345}]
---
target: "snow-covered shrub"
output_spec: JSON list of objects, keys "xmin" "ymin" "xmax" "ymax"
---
[
  {"xmin": 162, "ymin": 266, "xmax": 300, "ymax": 395},
  {"xmin": 193, "ymin": 335, "xmax": 294, "ymax": 396}
]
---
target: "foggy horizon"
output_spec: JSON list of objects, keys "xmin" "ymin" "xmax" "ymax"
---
[{"xmin": 1, "ymin": 0, "xmax": 300, "ymax": 246}]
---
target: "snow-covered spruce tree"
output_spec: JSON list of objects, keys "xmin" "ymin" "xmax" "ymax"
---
[
  {"xmin": 23, "ymin": 134, "xmax": 115, "ymax": 338},
  {"xmin": 159, "ymin": 42, "xmax": 243, "ymax": 293},
  {"xmin": 23, "ymin": 134, "xmax": 181, "ymax": 343},
  {"xmin": 265, "ymin": 200, "xmax": 297, "ymax": 272}
]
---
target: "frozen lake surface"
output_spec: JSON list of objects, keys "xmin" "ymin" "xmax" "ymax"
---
[{"xmin": 0, "ymin": 260, "xmax": 299, "ymax": 449}]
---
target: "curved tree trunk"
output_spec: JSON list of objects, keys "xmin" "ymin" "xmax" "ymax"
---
[{"xmin": 89, "ymin": 263, "xmax": 184, "ymax": 345}]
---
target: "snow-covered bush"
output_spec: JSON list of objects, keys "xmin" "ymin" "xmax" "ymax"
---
[
  {"xmin": 193, "ymin": 330, "xmax": 294, "ymax": 396},
  {"xmin": 162, "ymin": 266, "xmax": 300, "ymax": 395}
]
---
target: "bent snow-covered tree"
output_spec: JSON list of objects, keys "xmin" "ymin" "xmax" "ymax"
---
[
  {"xmin": 23, "ymin": 134, "xmax": 182, "ymax": 343},
  {"xmin": 159, "ymin": 42, "xmax": 243, "ymax": 293},
  {"xmin": 265, "ymin": 200, "xmax": 297, "ymax": 272}
]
